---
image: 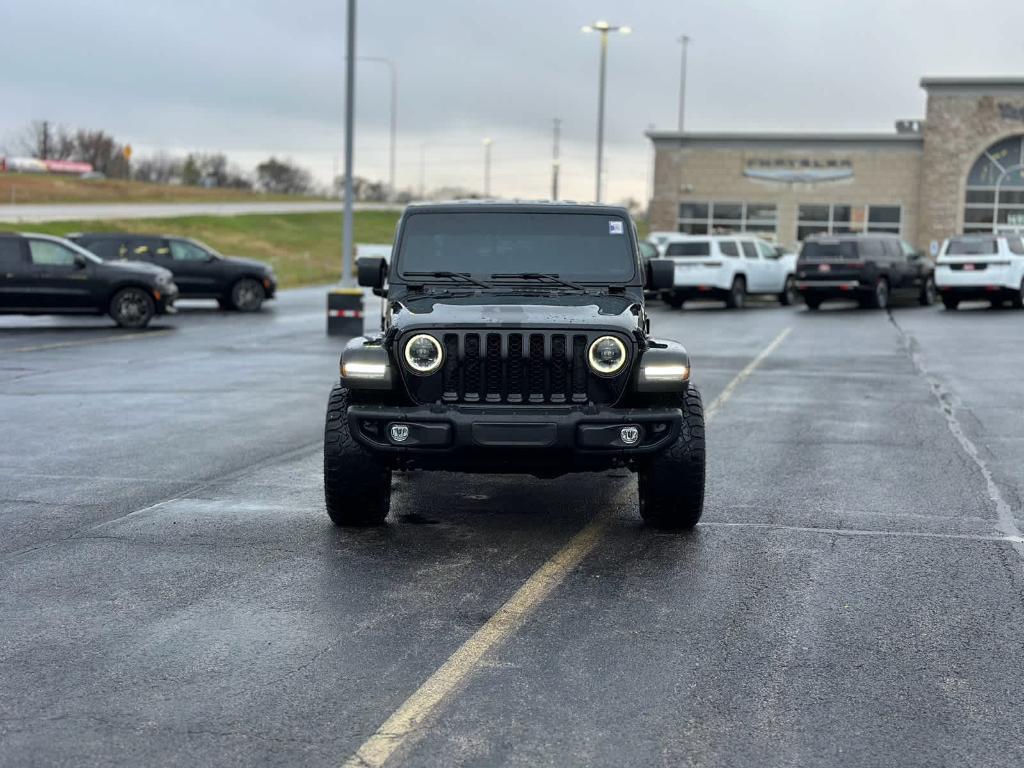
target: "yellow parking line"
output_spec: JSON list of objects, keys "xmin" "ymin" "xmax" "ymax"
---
[
  {"xmin": 341, "ymin": 325, "xmax": 794, "ymax": 768},
  {"xmin": 9, "ymin": 329, "xmax": 174, "ymax": 353}
]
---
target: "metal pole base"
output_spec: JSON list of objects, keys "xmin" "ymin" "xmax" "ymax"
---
[{"xmin": 327, "ymin": 287, "xmax": 365, "ymax": 336}]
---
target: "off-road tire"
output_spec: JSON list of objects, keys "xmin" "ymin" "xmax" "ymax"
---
[
  {"xmin": 109, "ymin": 287, "xmax": 155, "ymax": 328},
  {"xmin": 324, "ymin": 384, "xmax": 391, "ymax": 526},
  {"xmin": 942, "ymin": 296, "xmax": 960, "ymax": 311},
  {"xmin": 638, "ymin": 387, "xmax": 706, "ymax": 530},
  {"xmin": 919, "ymin": 275, "xmax": 937, "ymax": 306},
  {"xmin": 725, "ymin": 276, "xmax": 746, "ymax": 309},
  {"xmin": 780, "ymin": 275, "xmax": 798, "ymax": 306},
  {"xmin": 229, "ymin": 277, "xmax": 265, "ymax": 312}
]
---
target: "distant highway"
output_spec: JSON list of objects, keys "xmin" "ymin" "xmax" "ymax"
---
[{"xmin": 0, "ymin": 200, "xmax": 403, "ymax": 223}]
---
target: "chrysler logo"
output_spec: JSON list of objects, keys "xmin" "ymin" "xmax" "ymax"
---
[
  {"xmin": 390, "ymin": 424, "xmax": 410, "ymax": 443},
  {"xmin": 620, "ymin": 426, "xmax": 640, "ymax": 445}
]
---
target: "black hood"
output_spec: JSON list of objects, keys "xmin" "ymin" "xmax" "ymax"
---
[
  {"xmin": 221, "ymin": 256, "xmax": 272, "ymax": 273},
  {"xmin": 390, "ymin": 292, "xmax": 641, "ymax": 335},
  {"xmin": 98, "ymin": 260, "xmax": 168, "ymax": 281}
]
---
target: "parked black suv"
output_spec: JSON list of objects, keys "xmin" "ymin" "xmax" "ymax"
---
[
  {"xmin": 69, "ymin": 233, "xmax": 276, "ymax": 311},
  {"xmin": 0, "ymin": 233, "xmax": 177, "ymax": 328},
  {"xmin": 325, "ymin": 202, "xmax": 705, "ymax": 529},
  {"xmin": 796, "ymin": 233, "xmax": 936, "ymax": 310}
]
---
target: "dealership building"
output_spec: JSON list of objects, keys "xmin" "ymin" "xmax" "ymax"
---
[{"xmin": 647, "ymin": 77, "xmax": 1024, "ymax": 251}]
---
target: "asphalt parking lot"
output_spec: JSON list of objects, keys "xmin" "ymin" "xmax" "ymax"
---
[{"xmin": 2, "ymin": 291, "xmax": 1024, "ymax": 767}]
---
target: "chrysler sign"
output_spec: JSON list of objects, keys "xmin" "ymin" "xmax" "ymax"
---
[{"xmin": 744, "ymin": 157, "xmax": 854, "ymax": 183}]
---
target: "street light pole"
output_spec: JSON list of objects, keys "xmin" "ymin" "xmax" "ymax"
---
[
  {"xmin": 483, "ymin": 138, "xmax": 492, "ymax": 197},
  {"xmin": 678, "ymin": 35, "xmax": 691, "ymax": 132},
  {"xmin": 551, "ymin": 118, "xmax": 561, "ymax": 200},
  {"xmin": 359, "ymin": 56, "xmax": 397, "ymax": 199},
  {"xmin": 341, "ymin": 0, "xmax": 356, "ymax": 286},
  {"xmin": 582, "ymin": 21, "xmax": 630, "ymax": 203}
]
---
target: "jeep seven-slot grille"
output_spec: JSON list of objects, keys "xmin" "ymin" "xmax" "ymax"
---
[{"xmin": 399, "ymin": 330, "xmax": 630, "ymax": 406}]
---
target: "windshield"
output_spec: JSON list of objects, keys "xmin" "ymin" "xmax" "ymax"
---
[
  {"xmin": 666, "ymin": 241, "xmax": 710, "ymax": 257},
  {"xmin": 800, "ymin": 240, "xmax": 859, "ymax": 260},
  {"xmin": 187, "ymin": 238, "xmax": 221, "ymax": 258},
  {"xmin": 396, "ymin": 211, "xmax": 636, "ymax": 283},
  {"xmin": 945, "ymin": 237, "xmax": 997, "ymax": 256}
]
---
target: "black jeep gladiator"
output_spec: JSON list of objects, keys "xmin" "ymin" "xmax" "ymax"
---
[{"xmin": 324, "ymin": 201, "xmax": 705, "ymax": 529}]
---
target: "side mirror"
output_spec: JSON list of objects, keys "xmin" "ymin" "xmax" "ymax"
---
[
  {"xmin": 74, "ymin": 257, "xmax": 88, "ymax": 270},
  {"xmin": 907, "ymin": 251, "xmax": 922, "ymax": 262},
  {"xmin": 357, "ymin": 256, "xmax": 388, "ymax": 290},
  {"xmin": 646, "ymin": 258, "xmax": 674, "ymax": 291}
]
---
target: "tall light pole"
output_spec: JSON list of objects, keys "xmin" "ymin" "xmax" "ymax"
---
[
  {"xmin": 482, "ymin": 138, "xmax": 492, "ymax": 197},
  {"xmin": 678, "ymin": 35, "xmax": 691, "ymax": 132},
  {"xmin": 551, "ymin": 118, "xmax": 561, "ymax": 200},
  {"xmin": 582, "ymin": 20, "xmax": 630, "ymax": 203},
  {"xmin": 341, "ymin": 0, "xmax": 356, "ymax": 286},
  {"xmin": 358, "ymin": 56, "xmax": 397, "ymax": 198}
]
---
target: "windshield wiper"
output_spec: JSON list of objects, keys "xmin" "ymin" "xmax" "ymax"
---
[
  {"xmin": 489, "ymin": 272, "xmax": 586, "ymax": 290},
  {"xmin": 403, "ymin": 271, "xmax": 493, "ymax": 289}
]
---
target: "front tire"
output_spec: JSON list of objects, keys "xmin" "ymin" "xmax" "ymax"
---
[
  {"xmin": 638, "ymin": 387, "xmax": 706, "ymax": 530},
  {"xmin": 324, "ymin": 385, "xmax": 391, "ymax": 526},
  {"xmin": 780, "ymin": 275, "xmax": 798, "ymax": 306},
  {"xmin": 919, "ymin": 275, "xmax": 937, "ymax": 306},
  {"xmin": 1011, "ymin": 280, "xmax": 1024, "ymax": 310},
  {"xmin": 109, "ymin": 287, "xmax": 155, "ymax": 328},
  {"xmin": 725, "ymin": 276, "xmax": 746, "ymax": 309},
  {"xmin": 228, "ymin": 277, "xmax": 265, "ymax": 312},
  {"xmin": 664, "ymin": 293, "xmax": 684, "ymax": 309}
]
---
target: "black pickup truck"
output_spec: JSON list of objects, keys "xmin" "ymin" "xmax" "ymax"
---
[{"xmin": 324, "ymin": 201, "xmax": 706, "ymax": 529}]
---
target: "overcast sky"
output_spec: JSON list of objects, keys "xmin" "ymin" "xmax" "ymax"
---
[{"xmin": 2, "ymin": 0, "xmax": 1024, "ymax": 202}]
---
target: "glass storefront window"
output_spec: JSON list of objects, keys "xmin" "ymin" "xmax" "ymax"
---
[
  {"xmin": 797, "ymin": 204, "xmax": 901, "ymax": 240},
  {"xmin": 964, "ymin": 135, "xmax": 1024, "ymax": 234},
  {"xmin": 678, "ymin": 202, "xmax": 778, "ymax": 239}
]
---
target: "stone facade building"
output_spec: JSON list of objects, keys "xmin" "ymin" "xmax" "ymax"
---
[{"xmin": 647, "ymin": 77, "xmax": 1024, "ymax": 252}]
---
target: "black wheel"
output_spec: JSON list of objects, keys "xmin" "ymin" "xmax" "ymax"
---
[
  {"xmin": 109, "ymin": 286, "xmax": 155, "ymax": 328},
  {"xmin": 919, "ymin": 275, "xmax": 937, "ymax": 306},
  {"xmin": 229, "ymin": 278, "xmax": 265, "ymax": 312},
  {"xmin": 725, "ymin": 276, "xmax": 746, "ymax": 309},
  {"xmin": 638, "ymin": 387, "xmax": 705, "ymax": 530},
  {"xmin": 942, "ymin": 296, "xmax": 960, "ymax": 311},
  {"xmin": 1012, "ymin": 280, "xmax": 1024, "ymax": 310},
  {"xmin": 869, "ymin": 278, "xmax": 890, "ymax": 310},
  {"xmin": 324, "ymin": 384, "xmax": 391, "ymax": 526},
  {"xmin": 779, "ymin": 275, "xmax": 798, "ymax": 306},
  {"xmin": 664, "ymin": 293, "xmax": 684, "ymax": 309},
  {"xmin": 804, "ymin": 295, "xmax": 822, "ymax": 311}
]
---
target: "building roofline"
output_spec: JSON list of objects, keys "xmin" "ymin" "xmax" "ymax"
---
[
  {"xmin": 646, "ymin": 130, "xmax": 922, "ymax": 143},
  {"xmin": 920, "ymin": 76, "xmax": 1024, "ymax": 94}
]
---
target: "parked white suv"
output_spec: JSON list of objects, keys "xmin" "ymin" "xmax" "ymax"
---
[
  {"xmin": 936, "ymin": 234, "xmax": 1024, "ymax": 310},
  {"xmin": 659, "ymin": 235, "xmax": 798, "ymax": 309}
]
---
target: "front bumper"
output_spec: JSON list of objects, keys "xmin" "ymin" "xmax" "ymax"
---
[
  {"xmin": 155, "ymin": 284, "xmax": 179, "ymax": 315},
  {"xmin": 348, "ymin": 402, "xmax": 683, "ymax": 474},
  {"xmin": 262, "ymin": 275, "xmax": 277, "ymax": 298}
]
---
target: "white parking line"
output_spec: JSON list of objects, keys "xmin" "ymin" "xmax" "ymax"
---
[{"xmin": 340, "ymin": 325, "xmax": 794, "ymax": 768}]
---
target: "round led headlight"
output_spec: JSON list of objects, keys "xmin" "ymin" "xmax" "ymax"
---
[
  {"xmin": 588, "ymin": 335, "xmax": 627, "ymax": 376},
  {"xmin": 403, "ymin": 333, "xmax": 443, "ymax": 375}
]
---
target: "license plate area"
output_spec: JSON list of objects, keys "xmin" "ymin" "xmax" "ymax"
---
[{"xmin": 471, "ymin": 422, "xmax": 557, "ymax": 447}]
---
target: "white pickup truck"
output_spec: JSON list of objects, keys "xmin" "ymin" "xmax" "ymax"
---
[{"xmin": 657, "ymin": 234, "xmax": 798, "ymax": 309}]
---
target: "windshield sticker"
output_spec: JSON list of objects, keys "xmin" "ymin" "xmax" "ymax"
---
[{"xmin": 609, "ymin": 221, "xmax": 624, "ymax": 235}]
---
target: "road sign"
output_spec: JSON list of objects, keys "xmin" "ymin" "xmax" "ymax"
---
[{"xmin": 123, "ymin": 144, "xmax": 132, "ymax": 161}]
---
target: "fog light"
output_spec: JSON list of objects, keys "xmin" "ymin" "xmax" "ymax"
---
[
  {"xmin": 620, "ymin": 426, "xmax": 640, "ymax": 445},
  {"xmin": 390, "ymin": 424, "xmax": 410, "ymax": 443}
]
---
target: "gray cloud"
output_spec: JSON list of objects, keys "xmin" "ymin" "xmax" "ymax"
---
[{"xmin": 2, "ymin": 0, "xmax": 1023, "ymax": 202}]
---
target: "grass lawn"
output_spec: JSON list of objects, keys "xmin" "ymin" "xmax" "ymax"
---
[
  {"xmin": 0, "ymin": 173, "xmax": 326, "ymax": 205},
  {"xmin": 1, "ymin": 211, "xmax": 400, "ymax": 289}
]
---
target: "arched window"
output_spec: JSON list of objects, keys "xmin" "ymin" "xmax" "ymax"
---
[{"xmin": 964, "ymin": 135, "xmax": 1024, "ymax": 233}]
